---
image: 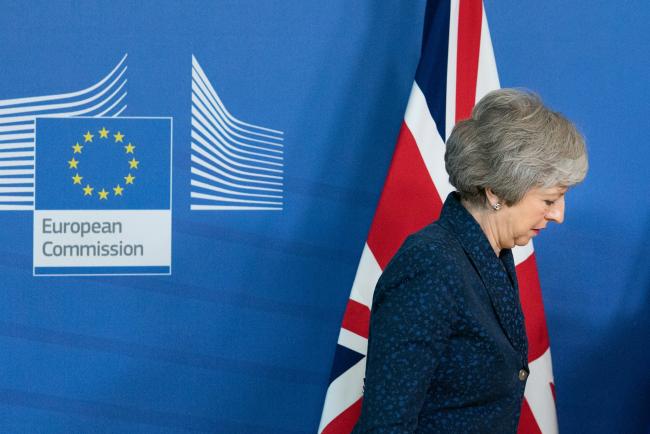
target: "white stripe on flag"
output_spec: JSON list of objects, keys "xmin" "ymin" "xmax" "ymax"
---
[
  {"xmin": 513, "ymin": 240, "xmax": 534, "ymax": 266},
  {"xmin": 348, "ymin": 244, "xmax": 382, "ymax": 308},
  {"xmin": 445, "ymin": 0, "xmax": 460, "ymax": 140},
  {"xmin": 525, "ymin": 348, "xmax": 558, "ymax": 434},
  {"xmin": 338, "ymin": 328, "xmax": 368, "ymax": 357},
  {"xmin": 405, "ymin": 82, "xmax": 454, "ymax": 200},
  {"xmin": 474, "ymin": 4, "xmax": 500, "ymax": 105},
  {"xmin": 318, "ymin": 358, "xmax": 366, "ymax": 434}
]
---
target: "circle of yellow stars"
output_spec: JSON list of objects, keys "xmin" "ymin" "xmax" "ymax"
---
[{"xmin": 68, "ymin": 126, "xmax": 140, "ymax": 201}]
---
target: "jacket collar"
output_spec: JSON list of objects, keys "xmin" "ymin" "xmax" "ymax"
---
[{"xmin": 437, "ymin": 192, "xmax": 528, "ymax": 360}]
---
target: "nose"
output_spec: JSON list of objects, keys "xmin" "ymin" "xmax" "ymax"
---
[{"xmin": 545, "ymin": 196, "xmax": 565, "ymax": 224}]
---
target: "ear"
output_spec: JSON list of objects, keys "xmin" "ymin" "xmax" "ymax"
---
[{"xmin": 485, "ymin": 188, "xmax": 501, "ymax": 208}]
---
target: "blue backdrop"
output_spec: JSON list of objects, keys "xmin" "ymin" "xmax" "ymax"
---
[{"xmin": 0, "ymin": 1, "xmax": 647, "ymax": 433}]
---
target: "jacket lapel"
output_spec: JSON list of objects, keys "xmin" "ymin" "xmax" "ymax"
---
[{"xmin": 438, "ymin": 193, "xmax": 528, "ymax": 360}]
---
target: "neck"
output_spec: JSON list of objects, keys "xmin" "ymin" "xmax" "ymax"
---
[{"xmin": 460, "ymin": 199, "xmax": 502, "ymax": 256}]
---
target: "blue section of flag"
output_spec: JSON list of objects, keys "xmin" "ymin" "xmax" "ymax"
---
[
  {"xmin": 328, "ymin": 344, "xmax": 365, "ymax": 385},
  {"xmin": 415, "ymin": 0, "xmax": 449, "ymax": 140},
  {"xmin": 34, "ymin": 117, "xmax": 171, "ymax": 210}
]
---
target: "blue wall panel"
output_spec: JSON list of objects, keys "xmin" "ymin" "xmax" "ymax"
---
[{"xmin": 0, "ymin": 1, "xmax": 647, "ymax": 432}]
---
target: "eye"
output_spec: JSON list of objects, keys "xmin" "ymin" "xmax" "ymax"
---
[{"xmin": 544, "ymin": 200, "xmax": 555, "ymax": 206}]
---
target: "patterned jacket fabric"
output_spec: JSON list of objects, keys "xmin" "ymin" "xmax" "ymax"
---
[{"xmin": 353, "ymin": 192, "xmax": 529, "ymax": 433}]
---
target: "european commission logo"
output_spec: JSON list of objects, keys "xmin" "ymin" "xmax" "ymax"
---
[
  {"xmin": 33, "ymin": 117, "xmax": 172, "ymax": 276},
  {"xmin": 0, "ymin": 55, "xmax": 173, "ymax": 276},
  {"xmin": 0, "ymin": 53, "xmax": 282, "ymax": 276}
]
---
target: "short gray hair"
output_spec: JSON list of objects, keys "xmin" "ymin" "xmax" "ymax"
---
[{"xmin": 445, "ymin": 88, "xmax": 588, "ymax": 207}]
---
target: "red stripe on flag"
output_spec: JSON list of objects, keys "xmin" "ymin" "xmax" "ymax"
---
[
  {"xmin": 550, "ymin": 382, "xmax": 556, "ymax": 401},
  {"xmin": 341, "ymin": 299, "xmax": 371, "ymax": 339},
  {"xmin": 455, "ymin": 0, "xmax": 483, "ymax": 122},
  {"xmin": 516, "ymin": 253, "xmax": 551, "ymax": 362},
  {"xmin": 367, "ymin": 123, "xmax": 443, "ymax": 269},
  {"xmin": 517, "ymin": 398, "xmax": 543, "ymax": 434},
  {"xmin": 322, "ymin": 397, "xmax": 363, "ymax": 434}
]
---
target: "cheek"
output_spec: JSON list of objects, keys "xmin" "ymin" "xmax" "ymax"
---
[
  {"xmin": 527, "ymin": 207, "xmax": 547, "ymax": 224},
  {"xmin": 513, "ymin": 209, "xmax": 543, "ymax": 234}
]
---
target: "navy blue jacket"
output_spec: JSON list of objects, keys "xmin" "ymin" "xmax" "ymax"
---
[{"xmin": 353, "ymin": 192, "xmax": 529, "ymax": 433}]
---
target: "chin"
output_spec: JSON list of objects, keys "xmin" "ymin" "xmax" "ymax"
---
[{"xmin": 513, "ymin": 237, "xmax": 532, "ymax": 247}]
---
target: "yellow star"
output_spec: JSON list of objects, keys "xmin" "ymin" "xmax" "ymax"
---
[
  {"xmin": 72, "ymin": 173, "xmax": 83, "ymax": 184},
  {"xmin": 128, "ymin": 158, "xmax": 139, "ymax": 169},
  {"xmin": 68, "ymin": 157, "xmax": 79, "ymax": 169},
  {"xmin": 124, "ymin": 174, "xmax": 135, "ymax": 185},
  {"xmin": 114, "ymin": 131, "xmax": 125, "ymax": 143},
  {"xmin": 72, "ymin": 142, "xmax": 83, "ymax": 153},
  {"xmin": 124, "ymin": 142, "xmax": 135, "ymax": 154},
  {"xmin": 98, "ymin": 189, "xmax": 109, "ymax": 200},
  {"xmin": 83, "ymin": 184, "xmax": 94, "ymax": 196},
  {"xmin": 113, "ymin": 184, "xmax": 124, "ymax": 196},
  {"xmin": 99, "ymin": 127, "xmax": 109, "ymax": 138},
  {"xmin": 83, "ymin": 131, "xmax": 93, "ymax": 142}
]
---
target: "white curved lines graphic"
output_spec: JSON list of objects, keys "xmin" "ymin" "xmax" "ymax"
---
[
  {"xmin": 0, "ymin": 54, "xmax": 128, "ymax": 210},
  {"xmin": 190, "ymin": 56, "xmax": 284, "ymax": 211}
]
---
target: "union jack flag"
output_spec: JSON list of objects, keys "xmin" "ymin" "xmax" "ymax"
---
[{"xmin": 318, "ymin": 1, "xmax": 558, "ymax": 433}]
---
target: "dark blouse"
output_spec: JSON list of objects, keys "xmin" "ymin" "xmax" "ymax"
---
[{"xmin": 353, "ymin": 192, "xmax": 529, "ymax": 433}]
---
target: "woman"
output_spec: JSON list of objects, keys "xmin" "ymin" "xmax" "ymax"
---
[{"xmin": 353, "ymin": 89, "xmax": 588, "ymax": 433}]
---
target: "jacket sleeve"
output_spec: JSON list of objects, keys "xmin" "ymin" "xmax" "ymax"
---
[{"xmin": 352, "ymin": 238, "xmax": 457, "ymax": 434}]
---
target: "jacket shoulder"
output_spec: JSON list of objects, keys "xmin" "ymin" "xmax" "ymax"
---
[
  {"xmin": 377, "ymin": 222, "xmax": 464, "ymax": 290},
  {"xmin": 393, "ymin": 222, "xmax": 462, "ymax": 267}
]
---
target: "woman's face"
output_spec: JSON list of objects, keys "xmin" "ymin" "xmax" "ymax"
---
[{"xmin": 498, "ymin": 185, "xmax": 567, "ymax": 249}]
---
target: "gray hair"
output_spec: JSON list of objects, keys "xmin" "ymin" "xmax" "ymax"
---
[{"xmin": 445, "ymin": 88, "xmax": 588, "ymax": 207}]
